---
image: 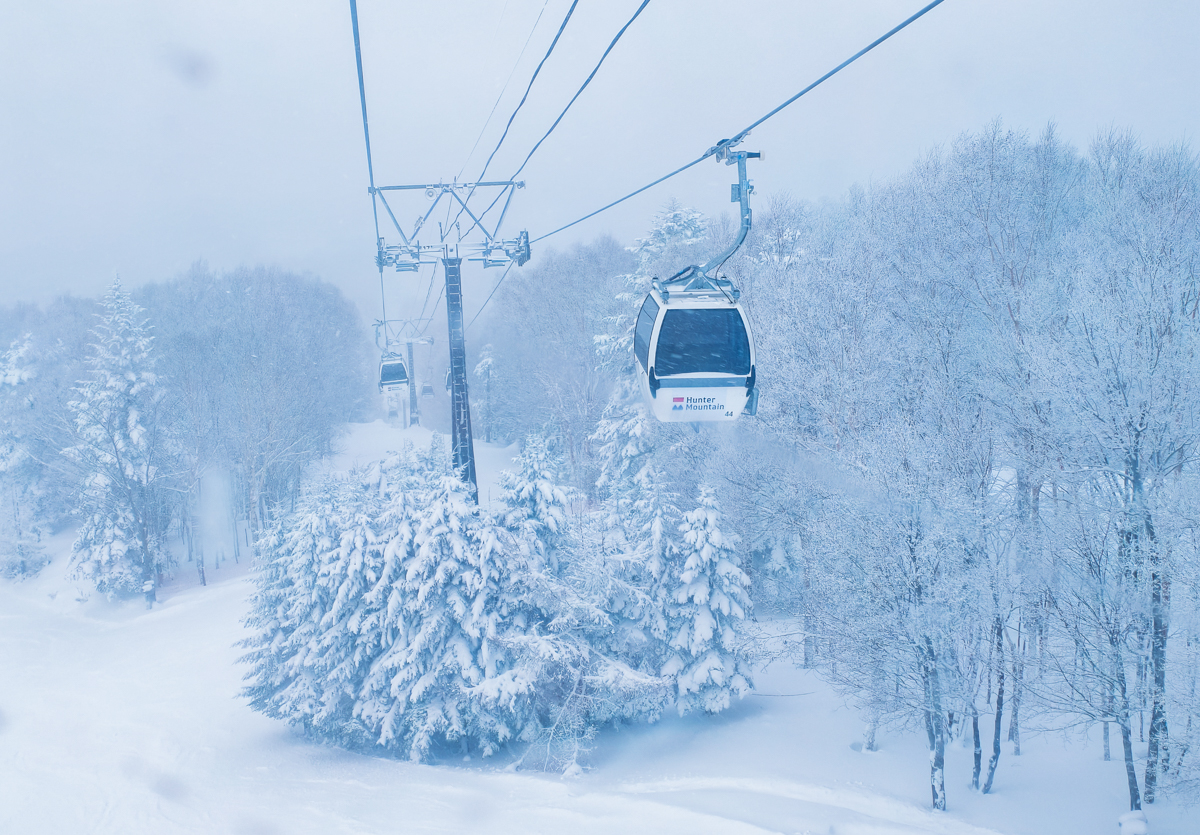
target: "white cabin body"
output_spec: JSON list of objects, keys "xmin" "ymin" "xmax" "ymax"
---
[
  {"xmin": 378, "ymin": 355, "xmax": 409, "ymax": 393},
  {"xmin": 633, "ymin": 285, "xmax": 757, "ymax": 423}
]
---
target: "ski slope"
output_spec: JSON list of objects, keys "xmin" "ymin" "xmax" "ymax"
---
[{"xmin": 0, "ymin": 422, "xmax": 1190, "ymax": 834}]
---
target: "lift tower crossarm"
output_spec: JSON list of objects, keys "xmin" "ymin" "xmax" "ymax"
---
[
  {"xmin": 372, "ymin": 181, "xmax": 529, "ymax": 272},
  {"xmin": 373, "ymin": 181, "xmax": 523, "ymax": 191}
]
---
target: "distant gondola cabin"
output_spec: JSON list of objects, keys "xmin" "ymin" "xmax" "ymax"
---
[{"xmin": 378, "ymin": 356, "xmax": 409, "ymax": 392}]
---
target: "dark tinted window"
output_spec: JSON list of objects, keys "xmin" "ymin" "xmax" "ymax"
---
[
  {"xmin": 633, "ymin": 294, "xmax": 659, "ymax": 370},
  {"xmin": 654, "ymin": 308, "xmax": 750, "ymax": 376}
]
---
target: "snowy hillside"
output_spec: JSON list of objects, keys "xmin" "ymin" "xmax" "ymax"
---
[{"xmin": 0, "ymin": 422, "xmax": 1190, "ymax": 835}]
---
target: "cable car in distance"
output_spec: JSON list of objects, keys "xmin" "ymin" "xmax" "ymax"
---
[
  {"xmin": 633, "ymin": 144, "xmax": 761, "ymax": 422},
  {"xmin": 378, "ymin": 354, "xmax": 409, "ymax": 392},
  {"xmin": 634, "ymin": 271, "xmax": 757, "ymax": 422}
]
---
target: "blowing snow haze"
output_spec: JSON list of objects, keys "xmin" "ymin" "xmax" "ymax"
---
[
  {"xmin": 1, "ymin": 0, "xmax": 1198, "ymax": 317},
  {"xmin": 5, "ymin": 2, "xmax": 1200, "ymax": 832}
]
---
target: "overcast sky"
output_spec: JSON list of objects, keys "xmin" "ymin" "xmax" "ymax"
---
[{"xmin": 2, "ymin": 0, "xmax": 1197, "ymax": 322}]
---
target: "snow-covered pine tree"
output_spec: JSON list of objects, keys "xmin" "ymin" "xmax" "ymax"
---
[
  {"xmin": 241, "ymin": 474, "xmax": 351, "ymax": 734},
  {"xmin": 298, "ymin": 467, "xmax": 388, "ymax": 741},
  {"xmin": 629, "ymin": 200, "xmax": 707, "ymax": 268},
  {"xmin": 588, "ymin": 375, "xmax": 685, "ymax": 670},
  {"xmin": 0, "ymin": 336, "xmax": 46, "ymax": 578},
  {"xmin": 625, "ymin": 458, "xmax": 680, "ymax": 663},
  {"xmin": 66, "ymin": 280, "xmax": 175, "ymax": 604},
  {"xmin": 497, "ymin": 434, "xmax": 572, "ymax": 566},
  {"xmin": 473, "ymin": 345, "xmax": 495, "ymax": 443},
  {"xmin": 358, "ymin": 471, "xmax": 540, "ymax": 760},
  {"xmin": 245, "ymin": 450, "xmax": 427, "ymax": 749},
  {"xmin": 592, "ymin": 377, "xmax": 654, "ymax": 549},
  {"xmin": 663, "ymin": 485, "xmax": 753, "ymax": 714}
]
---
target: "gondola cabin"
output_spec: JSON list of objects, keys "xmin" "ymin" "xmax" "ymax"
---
[
  {"xmin": 378, "ymin": 355, "xmax": 409, "ymax": 393},
  {"xmin": 633, "ymin": 276, "xmax": 757, "ymax": 422}
]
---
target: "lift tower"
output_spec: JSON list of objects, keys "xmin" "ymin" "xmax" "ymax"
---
[
  {"xmin": 349, "ymin": 1, "xmax": 531, "ymax": 499},
  {"xmin": 370, "ymin": 183, "xmax": 529, "ymax": 501}
]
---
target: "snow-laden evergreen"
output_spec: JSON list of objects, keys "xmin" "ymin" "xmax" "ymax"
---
[
  {"xmin": 589, "ymin": 381, "xmax": 685, "ymax": 674},
  {"xmin": 629, "ymin": 200, "xmax": 707, "ymax": 262},
  {"xmin": 242, "ymin": 473, "xmax": 371, "ymax": 737},
  {"xmin": 246, "ymin": 441, "xmax": 552, "ymax": 761},
  {"xmin": 240, "ymin": 428, "xmax": 748, "ymax": 768},
  {"xmin": 367, "ymin": 471, "xmax": 536, "ymax": 759},
  {"xmin": 663, "ymin": 485, "xmax": 752, "ymax": 714},
  {"xmin": 65, "ymin": 280, "xmax": 174, "ymax": 603},
  {"xmin": 0, "ymin": 336, "xmax": 45, "ymax": 578},
  {"xmin": 496, "ymin": 434, "xmax": 572, "ymax": 561}
]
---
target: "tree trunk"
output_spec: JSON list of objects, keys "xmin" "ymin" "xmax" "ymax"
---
[
  {"xmin": 1104, "ymin": 680, "xmax": 1113, "ymax": 761},
  {"xmin": 1115, "ymin": 652, "xmax": 1142, "ymax": 811},
  {"xmin": 1008, "ymin": 622, "xmax": 1024, "ymax": 755},
  {"xmin": 920, "ymin": 637, "xmax": 947, "ymax": 810},
  {"xmin": 803, "ymin": 563, "xmax": 815, "ymax": 667},
  {"xmin": 972, "ymin": 708, "xmax": 982, "ymax": 790},
  {"xmin": 1144, "ymin": 537, "xmax": 1169, "ymax": 803},
  {"xmin": 983, "ymin": 618, "xmax": 1005, "ymax": 793},
  {"xmin": 1120, "ymin": 713, "xmax": 1142, "ymax": 812},
  {"xmin": 138, "ymin": 515, "xmax": 157, "ymax": 609}
]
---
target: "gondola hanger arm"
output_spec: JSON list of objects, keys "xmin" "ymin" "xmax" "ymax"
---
[{"xmin": 698, "ymin": 148, "xmax": 760, "ymax": 276}]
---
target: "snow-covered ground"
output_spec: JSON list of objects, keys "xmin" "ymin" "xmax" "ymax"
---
[{"xmin": 0, "ymin": 422, "xmax": 1191, "ymax": 834}]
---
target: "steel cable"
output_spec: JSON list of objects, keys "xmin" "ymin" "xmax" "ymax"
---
[{"xmin": 533, "ymin": 0, "xmax": 949, "ymax": 245}]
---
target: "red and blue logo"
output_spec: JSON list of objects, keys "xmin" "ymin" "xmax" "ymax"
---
[{"xmin": 672, "ymin": 396, "xmax": 685, "ymax": 411}]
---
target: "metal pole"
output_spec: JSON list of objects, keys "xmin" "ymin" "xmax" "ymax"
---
[
  {"xmin": 442, "ymin": 257, "xmax": 478, "ymax": 499},
  {"xmin": 406, "ymin": 340, "xmax": 419, "ymax": 426}
]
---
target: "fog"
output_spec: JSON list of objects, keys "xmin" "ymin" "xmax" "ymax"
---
[
  {"xmin": 4, "ymin": 6, "xmax": 1200, "ymax": 824},
  {"xmin": 2, "ymin": 0, "xmax": 1197, "ymax": 321}
]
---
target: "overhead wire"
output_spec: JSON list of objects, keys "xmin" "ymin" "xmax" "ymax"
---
[
  {"xmin": 512, "ymin": 0, "xmax": 651, "ymax": 181},
  {"xmin": 357, "ymin": 0, "xmax": 951, "ymax": 340},
  {"xmin": 445, "ymin": 0, "xmax": 656, "ymax": 328},
  {"xmin": 471, "ymin": 0, "xmax": 580, "ymax": 188},
  {"xmin": 444, "ymin": 0, "xmax": 580, "ymax": 245},
  {"xmin": 531, "ymin": 153, "xmax": 706, "ymax": 244},
  {"xmin": 439, "ymin": 0, "xmax": 581, "ymax": 262},
  {"xmin": 404, "ymin": 203, "xmax": 453, "ymax": 339},
  {"xmin": 466, "ymin": 259, "xmax": 517, "ymax": 332},
  {"xmin": 349, "ymin": 1, "xmax": 563, "ymax": 344},
  {"xmin": 348, "ymin": 0, "xmax": 379, "ymax": 240},
  {"xmin": 457, "ymin": 0, "xmax": 551, "ymax": 182},
  {"xmin": 348, "ymin": 0, "xmax": 393, "ymax": 348},
  {"xmin": 428, "ymin": 282, "xmax": 446, "ymax": 330},
  {"xmin": 533, "ymin": 0, "xmax": 950, "ymax": 245},
  {"xmin": 463, "ymin": 0, "xmax": 654, "ymax": 239},
  {"xmin": 414, "ymin": 259, "xmax": 442, "ymax": 332},
  {"xmin": 463, "ymin": 0, "xmax": 950, "ymax": 330}
]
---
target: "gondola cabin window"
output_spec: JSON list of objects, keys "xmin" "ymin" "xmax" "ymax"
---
[
  {"xmin": 654, "ymin": 308, "xmax": 750, "ymax": 376},
  {"xmin": 634, "ymin": 294, "xmax": 659, "ymax": 370}
]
